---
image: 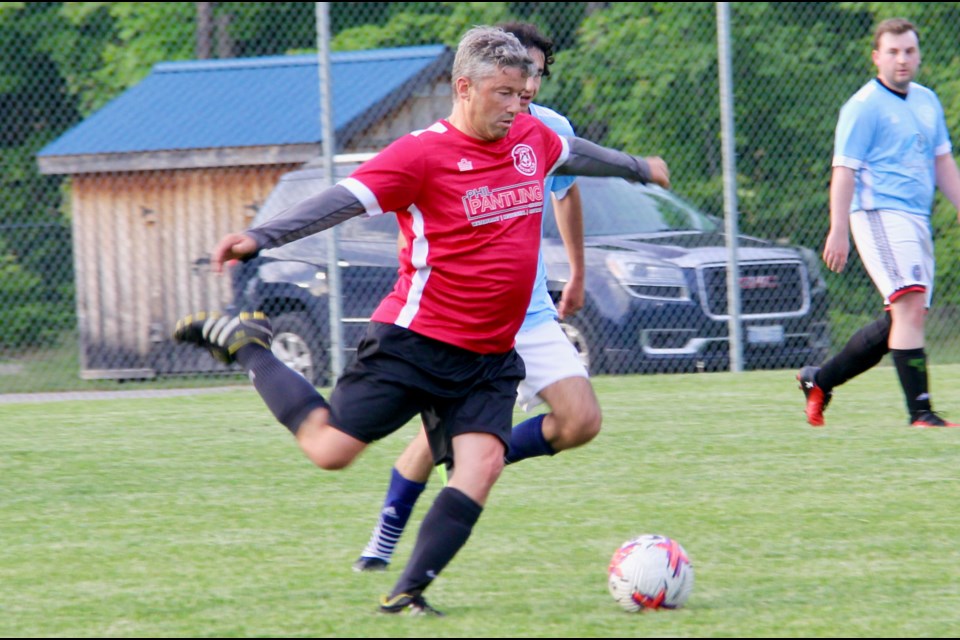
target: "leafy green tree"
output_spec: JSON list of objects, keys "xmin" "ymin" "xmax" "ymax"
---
[
  {"xmin": 3, "ymin": 1, "xmax": 960, "ymax": 355},
  {"xmin": 0, "ymin": 3, "xmax": 82, "ymax": 349}
]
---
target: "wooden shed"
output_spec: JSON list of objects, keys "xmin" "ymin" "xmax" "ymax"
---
[{"xmin": 37, "ymin": 45, "xmax": 453, "ymax": 380}]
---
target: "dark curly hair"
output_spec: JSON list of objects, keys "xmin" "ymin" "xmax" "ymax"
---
[{"xmin": 496, "ymin": 21, "xmax": 556, "ymax": 77}]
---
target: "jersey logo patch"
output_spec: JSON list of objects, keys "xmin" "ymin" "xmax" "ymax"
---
[
  {"xmin": 462, "ymin": 182, "xmax": 544, "ymax": 227},
  {"xmin": 458, "ymin": 158, "xmax": 473, "ymax": 172},
  {"xmin": 512, "ymin": 144, "xmax": 537, "ymax": 176}
]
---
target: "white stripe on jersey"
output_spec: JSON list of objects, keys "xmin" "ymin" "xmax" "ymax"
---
[
  {"xmin": 339, "ymin": 177, "xmax": 383, "ymax": 216},
  {"xmin": 395, "ymin": 204, "xmax": 431, "ymax": 327},
  {"xmin": 412, "ymin": 121, "xmax": 449, "ymax": 137}
]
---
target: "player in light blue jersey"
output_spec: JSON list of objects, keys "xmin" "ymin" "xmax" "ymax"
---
[
  {"xmin": 798, "ymin": 17, "xmax": 960, "ymax": 428},
  {"xmin": 353, "ymin": 22, "xmax": 604, "ymax": 571}
]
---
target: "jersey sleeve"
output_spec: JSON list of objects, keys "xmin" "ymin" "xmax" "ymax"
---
[
  {"xmin": 527, "ymin": 116, "xmax": 569, "ymax": 184},
  {"xmin": 547, "ymin": 119, "xmax": 575, "ymax": 198},
  {"xmin": 933, "ymin": 93, "xmax": 952, "ymax": 157},
  {"xmin": 340, "ymin": 135, "xmax": 426, "ymax": 215},
  {"xmin": 833, "ymin": 96, "xmax": 877, "ymax": 170},
  {"xmin": 531, "ymin": 104, "xmax": 576, "ymax": 198}
]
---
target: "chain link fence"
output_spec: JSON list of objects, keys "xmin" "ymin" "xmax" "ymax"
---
[{"xmin": 3, "ymin": 2, "xmax": 959, "ymax": 393}]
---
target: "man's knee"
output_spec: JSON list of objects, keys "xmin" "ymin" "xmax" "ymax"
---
[
  {"xmin": 546, "ymin": 379, "xmax": 602, "ymax": 445},
  {"xmin": 856, "ymin": 312, "xmax": 891, "ymax": 351},
  {"xmin": 295, "ymin": 409, "xmax": 366, "ymax": 470},
  {"xmin": 559, "ymin": 400, "xmax": 602, "ymax": 444}
]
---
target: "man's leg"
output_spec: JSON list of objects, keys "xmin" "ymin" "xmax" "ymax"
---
[
  {"xmin": 797, "ymin": 311, "xmax": 891, "ymax": 426},
  {"xmin": 834, "ymin": 209, "xmax": 955, "ymax": 427},
  {"xmin": 887, "ymin": 291, "xmax": 955, "ymax": 426},
  {"xmin": 174, "ymin": 311, "xmax": 367, "ymax": 468},
  {"xmin": 358, "ymin": 373, "xmax": 601, "ymax": 570},
  {"xmin": 506, "ymin": 376, "xmax": 601, "ymax": 463},
  {"xmin": 506, "ymin": 320, "xmax": 600, "ymax": 463},
  {"xmin": 355, "ymin": 428, "xmax": 434, "ymax": 571},
  {"xmin": 381, "ymin": 432, "xmax": 503, "ymax": 614},
  {"xmin": 361, "ymin": 378, "xmax": 595, "ymax": 572}
]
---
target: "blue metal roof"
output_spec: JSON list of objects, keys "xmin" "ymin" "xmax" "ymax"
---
[{"xmin": 38, "ymin": 45, "xmax": 451, "ymax": 158}]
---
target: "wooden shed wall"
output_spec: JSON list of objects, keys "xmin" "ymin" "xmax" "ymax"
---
[
  {"xmin": 349, "ymin": 81, "xmax": 452, "ymax": 152},
  {"xmin": 59, "ymin": 76, "xmax": 451, "ymax": 380},
  {"xmin": 71, "ymin": 165, "xmax": 296, "ymax": 378}
]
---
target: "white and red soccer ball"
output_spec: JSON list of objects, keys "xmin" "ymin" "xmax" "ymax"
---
[{"xmin": 607, "ymin": 534, "xmax": 694, "ymax": 612}]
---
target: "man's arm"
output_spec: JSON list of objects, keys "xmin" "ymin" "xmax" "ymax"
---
[
  {"xmin": 552, "ymin": 183, "xmax": 585, "ymax": 319},
  {"xmin": 556, "ymin": 137, "xmax": 670, "ymax": 189},
  {"xmin": 823, "ymin": 166, "xmax": 855, "ymax": 273},
  {"xmin": 935, "ymin": 152, "xmax": 960, "ymax": 220},
  {"xmin": 210, "ymin": 184, "xmax": 366, "ymax": 273}
]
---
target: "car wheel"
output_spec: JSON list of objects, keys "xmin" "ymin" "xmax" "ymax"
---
[
  {"xmin": 558, "ymin": 315, "xmax": 601, "ymax": 375},
  {"xmin": 270, "ymin": 311, "xmax": 329, "ymax": 387}
]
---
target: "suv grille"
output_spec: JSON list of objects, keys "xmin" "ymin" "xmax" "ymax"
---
[{"xmin": 698, "ymin": 260, "xmax": 808, "ymax": 317}]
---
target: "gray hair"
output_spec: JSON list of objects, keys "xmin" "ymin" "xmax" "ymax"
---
[{"xmin": 451, "ymin": 26, "xmax": 535, "ymax": 93}]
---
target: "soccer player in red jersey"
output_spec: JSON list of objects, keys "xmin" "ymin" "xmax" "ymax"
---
[
  {"xmin": 354, "ymin": 21, "xmax": 603, "ymax": 575},
  {"xmin": 174, "ymin": 25, "xmax": 669, "ymax": 616}
]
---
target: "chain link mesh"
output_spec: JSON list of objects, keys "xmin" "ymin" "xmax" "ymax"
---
[{"xmin": 3, "ymin": 2, "xmax": 959, "ymax": 392}]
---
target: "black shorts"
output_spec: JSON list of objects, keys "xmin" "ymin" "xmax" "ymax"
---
[{"xmin": 328, "ymin": 322, "xmax": 525, "ymax": 466}]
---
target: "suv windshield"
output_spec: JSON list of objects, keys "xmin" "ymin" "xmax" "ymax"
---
[{"xmin": 542, "ymin": 176, "xmax": 719, "ymax": 238}]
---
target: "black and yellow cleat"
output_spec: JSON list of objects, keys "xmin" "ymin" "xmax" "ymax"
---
[
  {"xmin": 173, "ymin": 310, "xmax": 273, "ymax": 364},
  {"xmin": 379, "ymin": 592, "xmax": 444, "ymax": 617}
]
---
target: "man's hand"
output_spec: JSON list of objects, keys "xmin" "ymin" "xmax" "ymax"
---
[
  {"xmin": 211, "ymin": 232, "xmax": 258, "ymax": 274},
  {"xmin": 645, "ymin": 156, "xmax": 670, "ymax": 189},
  {"xmin": 821, "ymin": 228, "xmax": 850, "ymax": 273},
  {"xmin": 556, "ymin": 276, "xmax": 585, "ymax": 320}
]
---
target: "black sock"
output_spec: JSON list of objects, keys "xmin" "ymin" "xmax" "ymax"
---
[
  {"xmin": 892, "ymin": 348, "xmax": 931, "ymax": 419},
  {"xmin": 818, "ymin": 313, "xmax": 891, "ymax": 391},
  {"xmin": 388, "ymin": 487, "xmax": 482, "ymax": 598},
  {"xmin": 235, "ymin": 344, "xmax": 329, "ymax": 434}
]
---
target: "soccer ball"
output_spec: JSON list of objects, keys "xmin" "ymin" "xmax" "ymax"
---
[{"xmin": 607, "ymin": 534, "xmax": 694, "ymax": 612}]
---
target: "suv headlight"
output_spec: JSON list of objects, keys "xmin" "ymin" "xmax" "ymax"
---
[{"xmin": 606, "ymin": 254, "xmax": 690, "ymax": 301}]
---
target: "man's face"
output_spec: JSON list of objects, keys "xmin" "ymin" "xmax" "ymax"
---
[
  {"xmin": 519, "ymin": 48, "xmax": 546, "ymax": 114},
  {"xmin": 461, "ymin": 65, "xmax": 527, "ymax": 141},
  {"xmin": 873, "ymin": 30, "xmax": 920, "ymax": 92}
]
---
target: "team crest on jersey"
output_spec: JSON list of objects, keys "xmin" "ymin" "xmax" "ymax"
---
[
  {"xmin": 512, "ymin": 144, "xmax": 537, "ymax": 176},
  {"xmin": 458, "ymin": 158, "xmax": 473, "ymax": 172}
]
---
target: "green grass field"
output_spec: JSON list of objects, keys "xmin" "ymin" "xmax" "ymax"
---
[{"xmin": 4, "ymin": 365, "xmax": 960, "ymax": 637}]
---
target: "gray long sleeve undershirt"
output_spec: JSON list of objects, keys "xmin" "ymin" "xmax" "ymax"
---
[
  {"xmin": 245, "ymin": 184, "xmax": 367, "ymax": 252},
  {"xmin": 556, "ymin": 136, "xmax": 652, "ymax": 184},
  {"xmin": 245, "ymin": 136, "xmax": 652, "ymax": 252}
]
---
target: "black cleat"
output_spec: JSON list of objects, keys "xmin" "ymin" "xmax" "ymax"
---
[
  {"xmin": 797, "ymin": 365, "xmax": 832, "ymax": 427},
  {"xmin": 353, "ymin": 556, "xmax": 389, "ymax": 572},
  {"xmin": 173, "ymin": 310, "xmax": 273, "ymax": 364},
  {"xmin": 379, "ymin": 593, "xmax": 444, "ymax": 617}
]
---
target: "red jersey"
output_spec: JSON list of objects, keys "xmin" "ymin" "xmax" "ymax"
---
[{"xmin": 340, "ymin": 113, "xmax": 567, "ymax": 354}]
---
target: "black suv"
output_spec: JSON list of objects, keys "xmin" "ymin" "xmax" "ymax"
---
[{"xmin": 232, "ymin": 168, "xmax": 829, "ymax": 384}]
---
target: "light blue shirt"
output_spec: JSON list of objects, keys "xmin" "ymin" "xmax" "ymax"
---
[
  {"xmin": 833, "ymin": 78, "xmax": 951, "ymax": 217},
  {"xmin": 523, "ymin": 103, "xmax": 576, "ymax": 331}
]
